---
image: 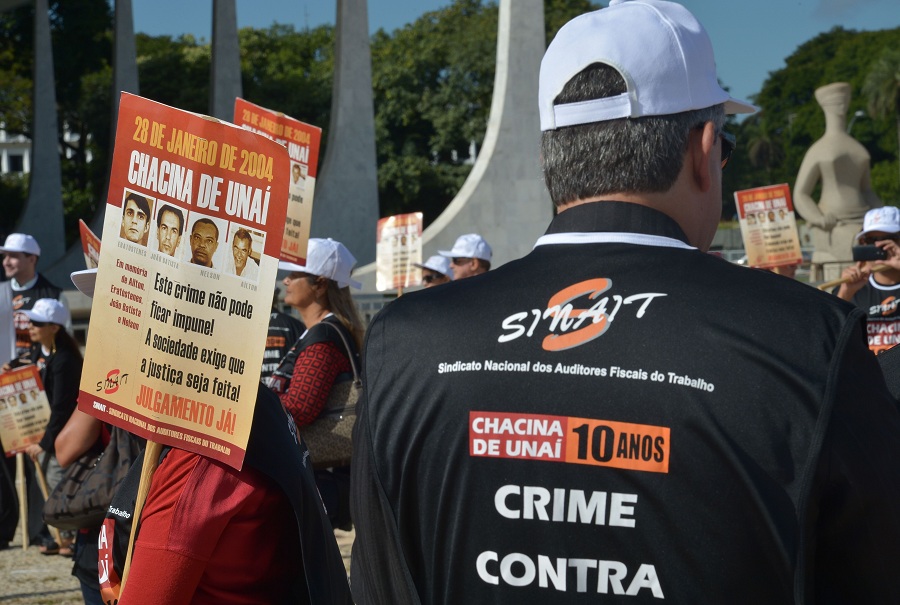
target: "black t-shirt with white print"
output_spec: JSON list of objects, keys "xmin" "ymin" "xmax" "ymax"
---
[{"xmin": 351, "ymin": 201, "xmax": 900, "ymax": 604}]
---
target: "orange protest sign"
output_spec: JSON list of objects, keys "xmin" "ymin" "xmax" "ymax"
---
[
  {"xmin": 78, "ymin": 93, "xmax": 289, "ymax": 470},
  {"xmin": 0, "ymin": 366, "xmax": 50, "ymax": 456},
  {"xmin": 233, "ymin": 98, "xmax": 322, "ymax": 265},
  {"xmin": 79, "ymin": 220, "xmax": 101, "ymax": 269},
  {"xmin": 734, "ymin": 184, "xmax": 803, "ymax": 269},
  {"xmin": 376, "ymin": 212, "xmax": 424, "ymax": 291}
]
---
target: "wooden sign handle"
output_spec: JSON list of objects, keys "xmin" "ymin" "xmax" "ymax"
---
[
  {"xmin": 15, "ymin": 453, "xmax": 26, "ymax": 550},
  {"xmin": 816, "ymin": 264, "xmax": 890, "ymax": 291},
  {"xmin": 119, "ymin": 440, "xmax": 163, "ymax": 593}
]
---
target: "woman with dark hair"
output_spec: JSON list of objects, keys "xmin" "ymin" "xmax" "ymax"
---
[
  {"xmin": 9, "ymin": 298, "xmax": 82, "ymax": 555},
  {"xmin": 267, "ymin": 238, "xmax": 364, "ymax": 529}
]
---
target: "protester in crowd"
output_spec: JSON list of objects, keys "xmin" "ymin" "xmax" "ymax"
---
[
  {"xmin": 66, "ymin": 268, "xmax": 352, "ymax": 604},
  {"xmin": 154, "ymin": 204, "xmax": 184, "ymax": 257},
  {"xmin": 225, "ymin": 228, "xmax": 260, "ymax": 280},
  {"xmin": 834, "ymin": 205, "xmax": 900, "ymax": 354},
  {"xmin": 268, "ymin": 238, "xmax": 364, "ymax": 529},
  {"xmin": 188, "ymin": 218, "xmax": 219, "ymax": 268},
  {"xmin": 414, "ymin": 255, "xmax": 454, "ymax": 288},
  {"xmin": 260, "ymin": 287, "xmax": 304, "ymax": 382},
  {"xmin": 2, "ymin": 298, "xmax": 82, "ymax": 556},
  {"xmin": 350, "ymin": 2, "xmax": 900, "ymax": 603},
  {"xmin": 438, "ymin": 233, "xmax": 492, "ymax": 279},
  {"xmin": 54, "ymin": 409, "xmax": 108, "ymax": 605},
  {"xmin": 0, "ymin": 233, "xmax": 68, "ymax": 550},
  {"xmin": 119, "ymin": 193, "xmax": 151, "ymax": 246}
]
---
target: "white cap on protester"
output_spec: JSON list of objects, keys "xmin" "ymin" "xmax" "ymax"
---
[
  {"xmin": 0, "ymin": 233, "xmax": 41, "ymax": 256},
  {"xmin": 538, "ymin": 0, "xmax": 757, "ymax": 132},
  {"xmin": 278, "ymin": 238, "xmax": 362, "ymax": 289},
  {"xmin": 438, "ymin": 234, "xmax": 492, "ymax": 262},
  {"xmin": 71, "ymin": 269, "xmax": 98, "ymax": 298},
  {"xmin": 23, "ymin": 298, "xmax": 70, "ymax": 326},
  {"xmin": 413, "ymin": 255, "xmax": 454, "ymax": 280},
  {"xmin": 856, "ymin": 206, "xmax": 900, "ymax": 242}
]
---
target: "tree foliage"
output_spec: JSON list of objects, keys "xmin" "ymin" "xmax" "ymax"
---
[
  {"xmin": 371, "ymin": 0, "xmax": 598, "ymax": 223},
  {"xmin": 2, "ymin": 1, "xmax": 895, "ymax": 242}
]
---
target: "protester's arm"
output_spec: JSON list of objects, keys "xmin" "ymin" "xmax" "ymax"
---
[
  {"xmin": 834, "ymin": 262, "xmax": 870, "ymax": 301},
  {"xmin": 807, "ymin": 317, "xmax": 900, "ymax": 602},
  {"xmin": 119, "ymin": 549, "xmax": 205, "ymax": 605},
  {"xmin": 118, "ymin": 452, "xmax": 246, "ymax": 605},
  {"xmin": 54, "ymin": 409, "xmax": 102, "ymax": 468},
  {"xmin": 279, "ymin": 340, "xmax": 350, "ymax": 426}
]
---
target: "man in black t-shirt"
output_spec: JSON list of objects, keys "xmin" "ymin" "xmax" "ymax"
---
[{"xmin": 351, "ymin": 2, "xmax": 900, "ymax": 603}]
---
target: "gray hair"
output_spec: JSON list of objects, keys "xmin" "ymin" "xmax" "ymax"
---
[{"xmin": 541, "ymin": 63, "xmax": 725, "ymax": 207}]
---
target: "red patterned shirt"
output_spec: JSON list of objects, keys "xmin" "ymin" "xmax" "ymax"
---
[{"xmin": 279, "ymin": 340, "xmax": 351, "ymax": 426}]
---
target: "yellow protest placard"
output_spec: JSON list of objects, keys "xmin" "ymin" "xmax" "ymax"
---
[
  {"xmin": 376, "ymin": 213, "xmax": 424, "ymax": 291},
  {"xmin": 734, "ymin": 184, "xmax": 803, "ymax": 269},
  {"xmin": 233, "ymin": 98, "xmax": 321, "ymax": 265},
  {"xmin": 0, "ymin": 366, "xmax": 50, "ymax": 455},
  {"xmin": 78, "ymin": 93, "xmax": 289, "ymax": 470}
]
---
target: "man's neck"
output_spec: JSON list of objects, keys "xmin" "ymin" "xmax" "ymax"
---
[
  {"xmin": 11, "ymin": 274, "xmax": 38, "ymax": 290},
  {"xmin": 873, "ymin": 268, "xmax": 900, "ymax": 287}
]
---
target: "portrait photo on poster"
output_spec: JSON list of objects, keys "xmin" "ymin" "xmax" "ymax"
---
[
  {"xmin": 289, "ymin": 161, "xmax": 307, "ymax": 204},
  {"xmin": 151, "ymin": 201, "xmax": 187, "ymax": 259},
  {"xmin": 224, "ymin": 223, "xmax": 265, "ymax": 283},
  {"xmin": 184, "ymin": 213, "xmax": 227, "ymax": 271},
  {"xmin": 119, "ymin": 189, "xmax": 155, "ymax": 247}
]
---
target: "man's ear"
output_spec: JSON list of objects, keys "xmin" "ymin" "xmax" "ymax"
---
[{"xmin": 690, "ymin": 121, "xmax": 716, "ymax": 193}]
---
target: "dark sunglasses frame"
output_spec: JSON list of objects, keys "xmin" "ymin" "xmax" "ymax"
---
[
  {"xmin": 719, "ymin": 130, "xmax": 736, "ymax": 170},
  {"xmin": 29, "ymin": 320, "xmax": 48, "ymax": 327}
]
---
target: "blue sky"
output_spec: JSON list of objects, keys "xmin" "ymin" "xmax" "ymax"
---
[{"xmin": 132, "ymin": 0, "xmax": 900, "ymax": 105}]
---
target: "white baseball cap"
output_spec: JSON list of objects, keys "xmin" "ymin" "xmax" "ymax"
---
[
  {"xmin": 413, "ymin": 255, "xmax": 454, "ymax": 280},
  {"xmin": 0, "ymin": 233, "xmax": 41, "ymax": 256},
  {"xmin": 278, "ymin": 238, "xmax": 362, "ymax": 289},
  {"xmin": 71, "ymin": 268, "xmax": 98, "ymax": 298},
  {"xmin": 438, "ymin": 234, "xmax": 492, "ymax": 262},
  {"xmin": 856, "ymin": 206, "xmax": 900, "ymax": 241},
  {"xmin": 23, "ymin": 298, "xmax": 69, "ymax": 326},
  {"xmin": 539, "ymin": 0, "xmax": 757, "ymax": 131}
]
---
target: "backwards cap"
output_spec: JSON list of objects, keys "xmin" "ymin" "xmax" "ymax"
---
[{"xmin": 539, "ymin": 0, "xmax": 756, "ymax": 131}]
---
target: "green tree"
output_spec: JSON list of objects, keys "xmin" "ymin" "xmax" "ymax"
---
[
  {"xmin": 0, "ymin": 0, "xmax": 113, "ymax": 241},
  {"xmin": 863, "ymin": 48, "xmax": 900, "ymax": 186},
  {"xmin": 371, "ymin": 0, "xmax": 598, "ymax": 223}
]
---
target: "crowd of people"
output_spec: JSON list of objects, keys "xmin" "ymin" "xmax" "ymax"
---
[{"xmin": 1, "ymin": 0, "xmax": 900, "ymax": 603}]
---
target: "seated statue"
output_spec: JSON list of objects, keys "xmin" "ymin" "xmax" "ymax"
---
[{"xmin": 793, "ymin": 82, "xmax": 882, "ymax": 280}]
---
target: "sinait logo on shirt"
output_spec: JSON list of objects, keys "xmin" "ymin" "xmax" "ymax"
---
[
  {"xmin": 870, "ymin": 295, "xmax": 900, "ymax": 317},
  {"xmin": 498, "ymin": 279, "xmax": 666, "ymax": 351}
]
